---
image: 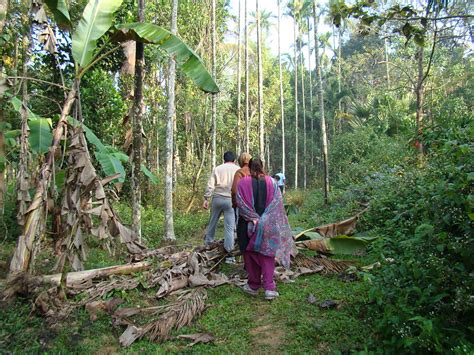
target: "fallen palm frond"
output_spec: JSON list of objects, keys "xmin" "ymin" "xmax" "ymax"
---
[
  {"xmin": 117, "ymin": 288, "xmax": 207, "ymax": 347},
  {"xmin": 292, "ymin": 253, "xmax": 353, "ymax": 274}
]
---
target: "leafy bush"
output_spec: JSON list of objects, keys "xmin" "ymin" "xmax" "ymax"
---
[
  {"xmin": 361, "ymin": 122, "xmax": 473, "ymax": 352},
  {"xmin": 330, "ymin": 126, "xmax": 411, "ymax": 187},
  {"xmin": 0, "ymin": 185, "xmax": 22, "ymax": 242}
]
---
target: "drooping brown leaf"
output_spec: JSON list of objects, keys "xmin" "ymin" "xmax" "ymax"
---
[
  {"xmin": 120, "ymin": 41, "xmax": 136, "ymax": 76},
  {"xmin": 291, "ymin": 253, "xmax": 353, "ymax": 274},
  {"xmin": 55, "ymin": 126, "xmax": 145, "ymax": 271},
  {"xmin": 39, "ymin": 25, "xmax": 58, "ymax": 54},
  {"xmin": 177, "ymin": 333, "xmax": 215, "ymax": 347},
  {"xmin": 85, "ymin": 297, "xmax": 123, "ymax": 321}
]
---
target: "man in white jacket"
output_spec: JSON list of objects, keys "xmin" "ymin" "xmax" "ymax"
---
[{"xmin": 203, "ymin": 151, "xmax": 240, "ymax": 263}]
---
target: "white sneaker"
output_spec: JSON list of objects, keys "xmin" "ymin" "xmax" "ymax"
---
[
  {"xmin": 264, "ymin": 290, "xmax": 279, "ymax": 300},
  {"xmin": 225, "ymin": 257, "xmax": 236, "ymax": 264},
  {"xmin": 242, "ymin": 284, "xmax": 259, "ymax": 296}
]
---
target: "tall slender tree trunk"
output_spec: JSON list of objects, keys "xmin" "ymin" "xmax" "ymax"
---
[
  {"xmin": 337, "ymin": 27, "xmax": 342, "ymax": 133},
  {"xmin": 236, "ymin": 0, "xmax": 242, "ymax": 154},
  {"xmin": 0, "ymin": 0, "xmax": 7, "ymax": 215},
  {"xmin": 244, "ymin": 0, "xmax": 250, "ymax": 152},
  {"xmin": 131, "ymin": 0, "xmax": 145, "ymax": 241},
  {"xmin": 313, "ymin": 1, "xmax": 329, "ymax": 204},
  {"xmin": 164, "ymin": 0, "xmax": 178, "ymax": 241},
  {"xmin": 278, "ymin": 0, "xmax": 285, "ymax": 176},
  {"xmin": 300, "ymin": 35, "xmax": 307, "ymax": 189},
  {"xmin": 307, "ymin": 17, "xmax": 314, "ymax": 169},
  {"xmin": 415, "ymin": 46, "xmax": 424, "ymax": 153},
  {"xmin": 211, "ymin": 0, "xmax": 217, "ymax": 169},
  {"xmin": 293, "ymin": 18, "xmax": 299, "ymax": 189},
  {"xmin": 256, "ymin": 0, "xmax": 264, "ymax": 159},
  {"xmin": 384, "ymin": 34, "xmax": 390, "ymax": 89}
]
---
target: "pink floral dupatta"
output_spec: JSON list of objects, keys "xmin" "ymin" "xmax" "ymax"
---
[{"xmin": 236, "ymin": 175, "xmax": 294, "ymax": 269}]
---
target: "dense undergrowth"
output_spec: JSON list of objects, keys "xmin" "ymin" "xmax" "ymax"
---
[
  {"xmin": 361, "ymin": 122, "xmax": 473, "ymax": 353},
  {"xmin": 323, "ymin": 121, "xmax": 473, "ymax": 352}
]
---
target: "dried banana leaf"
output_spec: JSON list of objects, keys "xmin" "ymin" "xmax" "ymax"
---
[
  {"xmin": 294, "ymin": 209, "xmax": 368, "ymax": 240},
  {"xmin": 292, "ymin": 253, "xmax": 353, "ymax": 274}
]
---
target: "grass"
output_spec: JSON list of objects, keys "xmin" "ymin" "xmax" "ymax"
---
[{"xmin": 0, "ymin": 189, "xmax": 377, "ymax": 353}]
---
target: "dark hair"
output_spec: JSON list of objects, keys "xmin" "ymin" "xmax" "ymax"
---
[
  {"xmin": 223, "ymin": 151, "xmax": 235, "ymax": 162},
  {"xmin": 273, "ymin": 174, "xmax": 280, "ymax": 181},
  {"xmin": 249, "ymin": 157, "xmax": 266, "ymax": 178}
]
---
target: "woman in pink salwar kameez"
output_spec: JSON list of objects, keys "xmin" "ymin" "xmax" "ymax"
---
[{"xmin": 236, "ymin": 158, "xmax": 294, "ymax": 300}]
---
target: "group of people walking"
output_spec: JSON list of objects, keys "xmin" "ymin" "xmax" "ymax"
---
[{"xmin": 203, "ymin": 151, "xmax": 294, "ymax": 300}]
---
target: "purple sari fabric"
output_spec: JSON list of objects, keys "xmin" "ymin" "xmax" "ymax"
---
[{"xmin": 236, "ymin": 175, "xmax": 294, "ymax": 269}]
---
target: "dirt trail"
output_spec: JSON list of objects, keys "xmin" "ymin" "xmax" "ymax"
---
[{"xmin": 249, "ymin": 302, "xmax": 285, "ymax": 353}]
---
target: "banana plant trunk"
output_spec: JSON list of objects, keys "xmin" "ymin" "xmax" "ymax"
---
[
  {"xmin": 17, "ymin": 34, "xmax": 32, "ymax": 227},
  {"xmin": 313, "ymin": 1, "xmax": 329, "ymax": 204},
  {"xmin": 9, "ymin": 83, "xmax": 78, "ymax": 276},
  {"xmin": 164, "ymin": 0, "xmax": 178, "ymax": 241}
]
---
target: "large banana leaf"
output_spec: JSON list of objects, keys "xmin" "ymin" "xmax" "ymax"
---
[
  {"xmin": 141, "ymin": 164, "xmax": 158, "ymax": 185},
  {"xmin": 45, "ymin": 0, "xmax": 71, "ymax": 28},
  {"xmin": 68, "ymin": 118, "xmax": 158, "ymax": 184},
  {"xmin": 114, "ymin": 23, "xmax": 219, "ymax": 93},
  {"xmin": 72, "ymin": 0, "xmax": 123, "ymax": 69},
  {"xmin": 29, "ymin": 118, "xmax": 53, "ymax": 154},
  {"xmin": 8, "ymin": 96, "xmax": 53, "ymax": 154},
  {"xmin": 10, "ymin": 96, "xmax": 41, "ymax": 120},
  {"xmin": 95, "ymin": 151, "xmax": 126, "ymax": 183}
]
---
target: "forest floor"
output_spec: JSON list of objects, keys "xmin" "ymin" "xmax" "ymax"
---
[{"xmin": 0, "ymin": 189, "xmax": 377, "ymax": 353}]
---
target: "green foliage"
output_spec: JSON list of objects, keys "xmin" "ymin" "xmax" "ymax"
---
[
  {"xmin": 114, "ymin": 22, "xmax": 219, "ymax": 93},
  {"xmin": 28, "ymin": 118, "xmax": 53, "ymax": 155},
  {"xmin": 80, "ymin": 68, "xmax": 127, "ymax": 146},
  {"xmin": 330, "ymin": 126, "xmax": 411, "ymax": 186},
  {"xmin": 360, "ymin": 122, "xmax": 474, "ymax": 352},
  {"xmin": 94, "ymin": 151, "xmax": 126, "ymax": 182},
  {"xmin": 72, "ymin": 0, "xmax": 123, "ymax": 69},
  {"xmin": 44, "ymin": 0, "xmax": 72, "ymax": 28}
]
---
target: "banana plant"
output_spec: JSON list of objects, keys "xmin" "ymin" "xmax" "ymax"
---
[{"xmin": 9, "ymin": 0, "xmax": 219, "ymax": 275}]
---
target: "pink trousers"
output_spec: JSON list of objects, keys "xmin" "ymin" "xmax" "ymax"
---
[{"xmin": 243, "ymin": 251, "xmax": 276, "ymax": 291}]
